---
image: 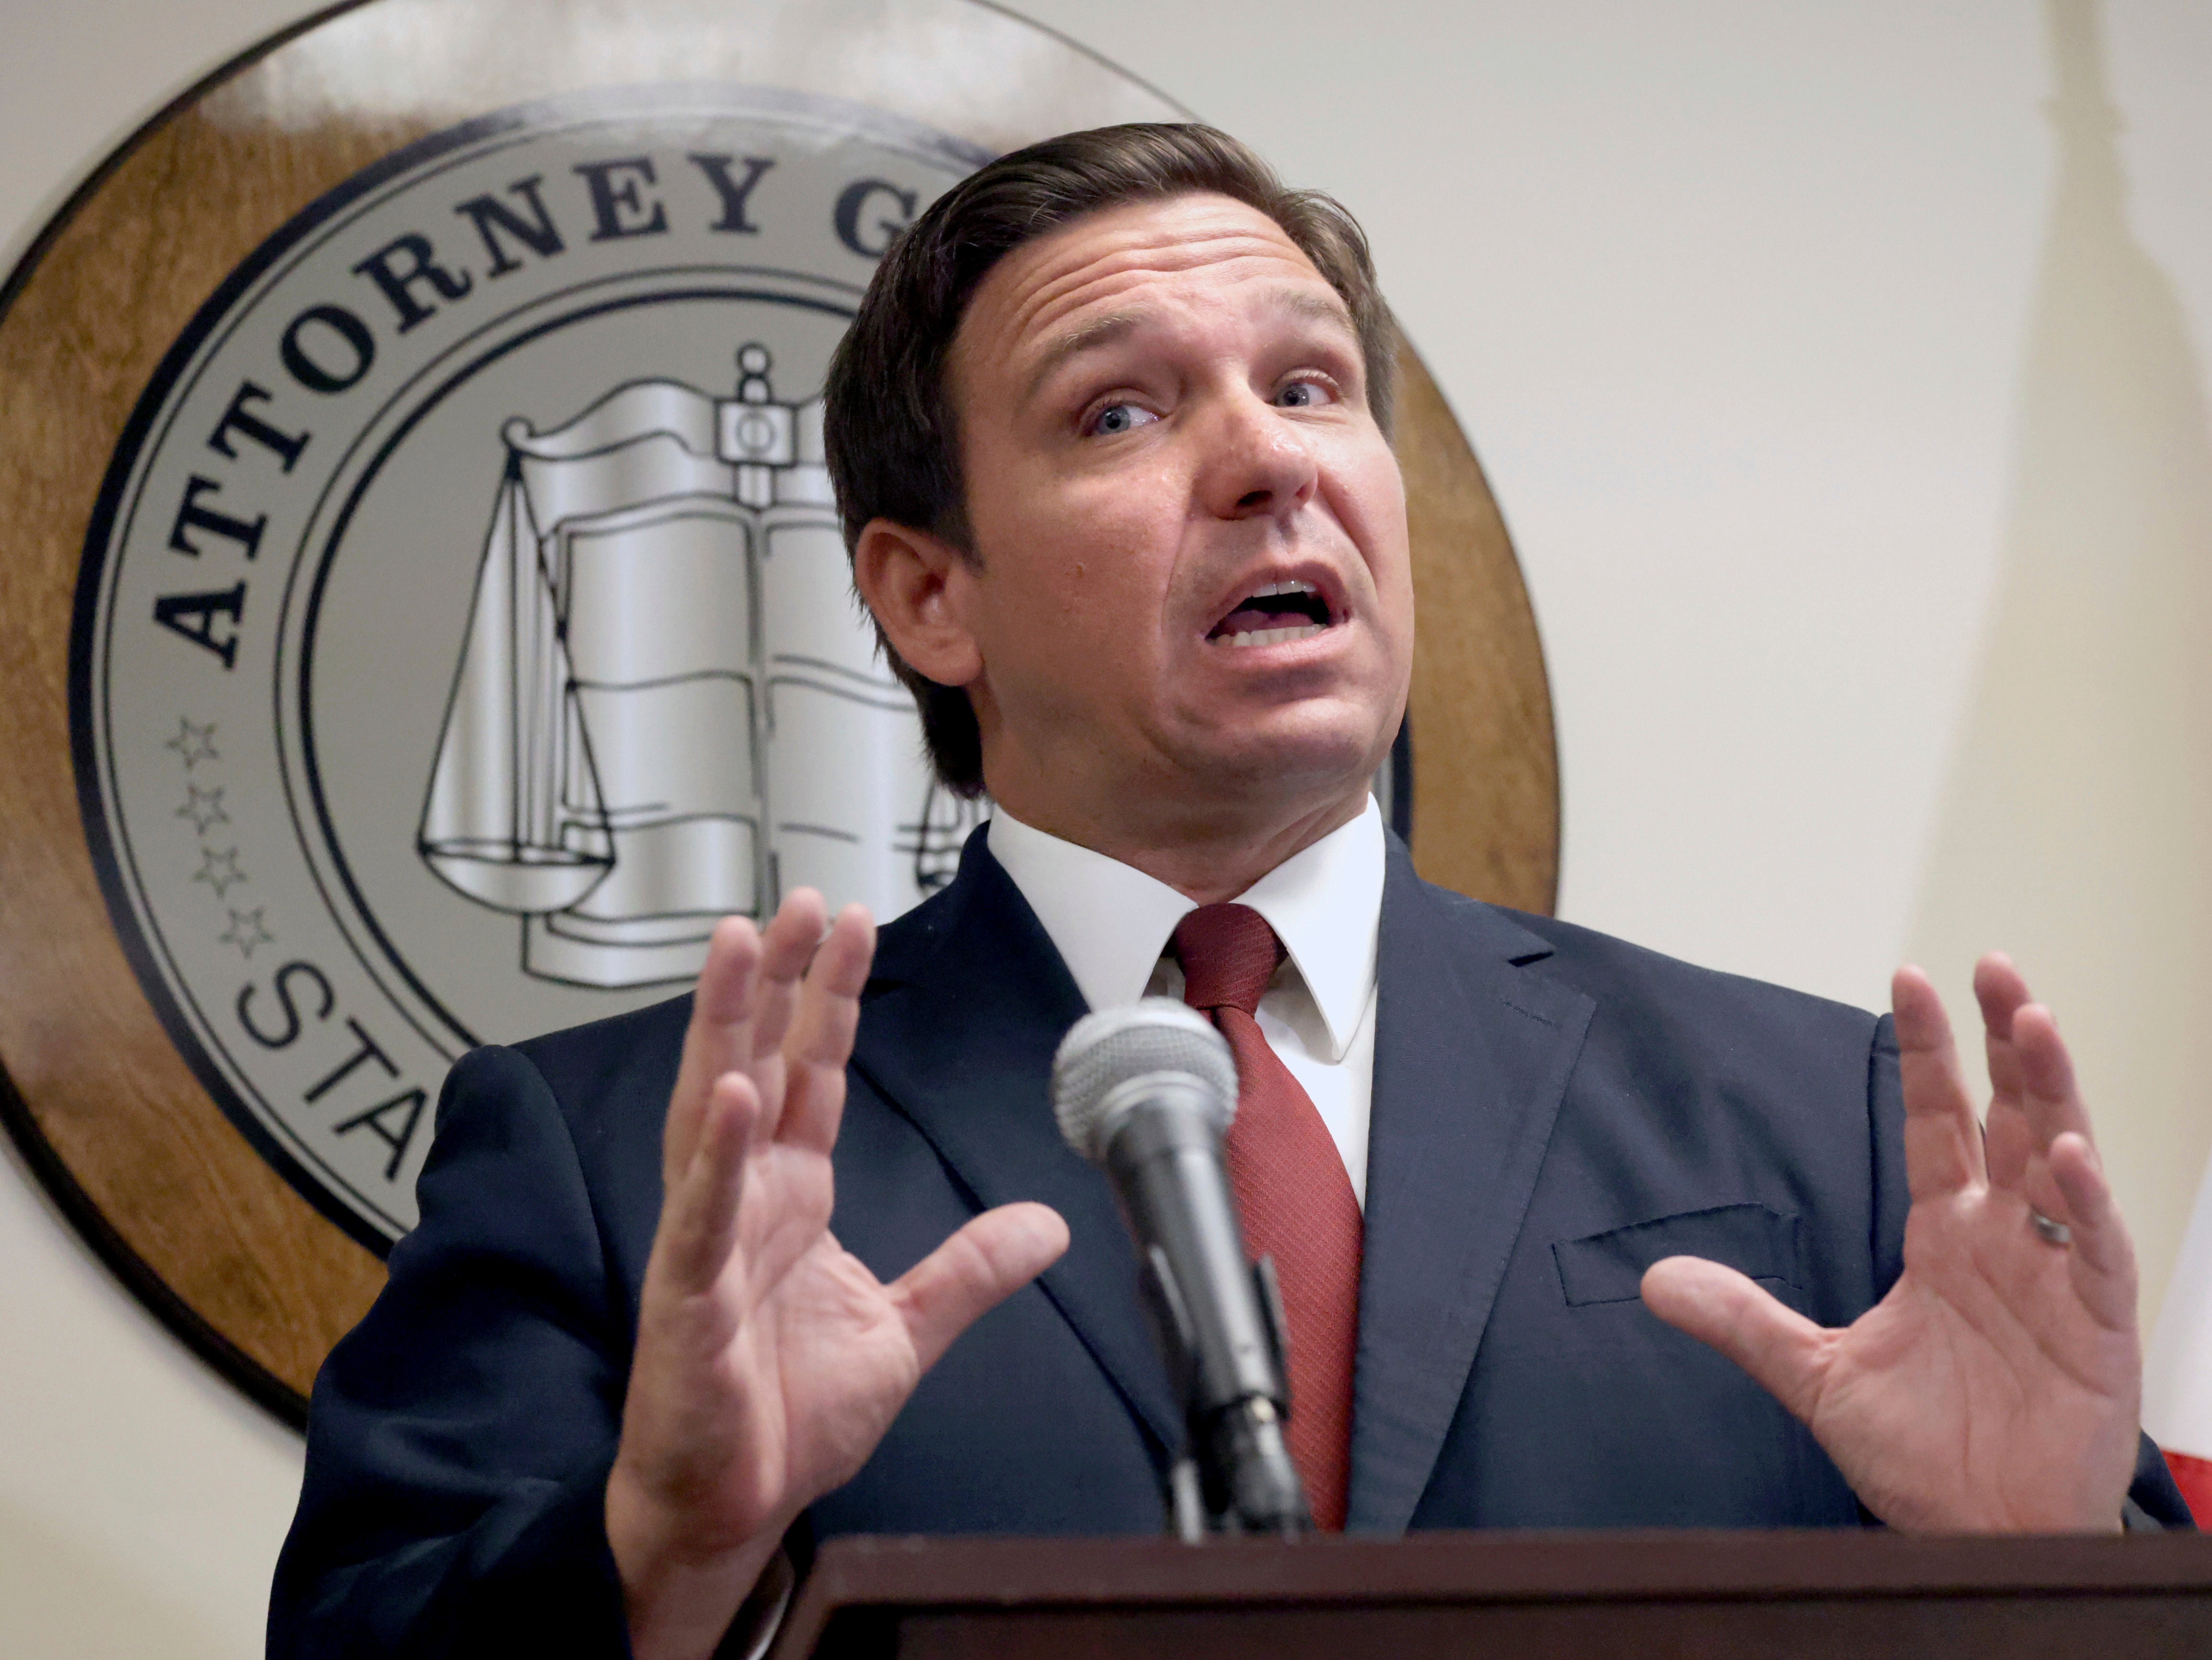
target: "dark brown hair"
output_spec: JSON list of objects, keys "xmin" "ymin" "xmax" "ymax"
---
[{"xmin": 822, "ymin": 122, "xmax": 1396, "ymax": 796}]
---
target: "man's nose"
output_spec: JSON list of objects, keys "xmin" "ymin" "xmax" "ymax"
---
[{"xmin": 1198, "ymin": 393, "xmax": 1318, "ymax": 524}]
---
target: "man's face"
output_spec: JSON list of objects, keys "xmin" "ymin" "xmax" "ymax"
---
[{"xmin": 944, "ymin": 192, "xmax": 1414, "ymax": 835}]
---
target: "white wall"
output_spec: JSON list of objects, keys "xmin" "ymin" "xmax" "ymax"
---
[{"xmin": 3, "ymin": 0, "xmax": 2208, "ymax": 1651}]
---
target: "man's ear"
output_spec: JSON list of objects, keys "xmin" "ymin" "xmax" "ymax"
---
[{"xmin": 853, "ymin": 517, "xmax": 983, "ymax": 688}]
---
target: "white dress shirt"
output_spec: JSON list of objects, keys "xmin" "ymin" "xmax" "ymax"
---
[{"xmin": 986, "ymin": 798, "xmax": 1385, "ymax": 1205}]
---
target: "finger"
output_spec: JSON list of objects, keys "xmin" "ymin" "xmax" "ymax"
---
[
  {"xmin": 653, "ymin": 1070, "xmax": 760, "ymax": 1299},
  {"xmin": 2049, "ymin": 1132, "xmax": 2138, "ymax": 1333},
  {"xmin": 2010, "ymin": 1001, "xmax": 2096, "ymax": 1154},
  {"xmin": 739, "ymin": 889, "xmax": 836, "ymax": 1143},
  {"xmin": 891, "ymin": 1202, "xmax": 1071, "ymax": 1374},
  {"xmin": 675, "ymin": 891, "xmax": 829, "ymax": 1158},
  {"xmin": 746, "ymin": 888, "xmax": 836, "ymax": 1065},
  {"xmin": 667, "ymin": 916, "xmax": 763, "ymax": 1183},
  {"xmin": 1972, "ymin": 951, "xmax": 2033, "ymax": 1111},
  {"xmin": 777, "ymin": 904, "xmax": 877, "ymax": 1154},
  {"xmin": 1641, "ymin": 1255, "xmax": 1833, "ymax": 1425},
  {"xmin": 1890, "ymin": 965, "xmax": 1986, "ymax": 1199},
  {"xmin": 1975, "ymin": 953, "xmax": 2037, "ymax": 1190}
]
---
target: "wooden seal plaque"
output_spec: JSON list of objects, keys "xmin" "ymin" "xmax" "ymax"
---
[{"xmin": 0, "ymin": 0, "xmax": 1556, "ymax": 1421}]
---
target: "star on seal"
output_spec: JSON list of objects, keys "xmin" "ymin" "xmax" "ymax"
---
[
  {"xmin": 193, "ymin": 847, "xmax": 248, "ymax": 899},
  {"xmin": 176, "ymin": 783, "xmax": 229, "ymax": 834},
  {"xmin": 164, "ymin": 717, "xmax": 219, "ymax": 769},
  {"xmin": 218, "ymin": 907, "xmax": 273, "ymax": 959}
]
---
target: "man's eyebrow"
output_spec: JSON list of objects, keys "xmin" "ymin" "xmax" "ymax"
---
[
  {"xmin": 1022, "ymin": 309, "xmax": 1145, "ymax": 405},
  {"xmin": 1019, "ymin": 285, "xmax": 1359, "ymax": 406},
  {"xmin": 1269, "ymin": 285, "xmax": 1357, "ymax": 334}
]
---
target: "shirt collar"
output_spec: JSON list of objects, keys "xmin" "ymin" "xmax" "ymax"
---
[{"xmin": 985, "ymin": 797, "xmax": 1385, "ymax": 1063}]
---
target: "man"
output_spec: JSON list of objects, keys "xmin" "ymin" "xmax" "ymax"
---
[{"xmin": 270, "ymin": 124, "xmax": 2190, "ymax": 1660}]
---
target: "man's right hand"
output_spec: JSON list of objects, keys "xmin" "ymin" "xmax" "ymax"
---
[{"xmin": 604, "ymin": 890, "xmax": 1070, "ymax": 1660}]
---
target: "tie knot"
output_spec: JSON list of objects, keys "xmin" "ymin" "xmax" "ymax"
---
[{"xmin": 1173, "ymin": 903, "xmax": 1283, "ymax": 1017}]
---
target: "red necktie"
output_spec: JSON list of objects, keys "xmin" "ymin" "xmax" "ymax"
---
[{"xmin": 1173, "ymin": 903, "xmax": 1361, "ymax": 1530}]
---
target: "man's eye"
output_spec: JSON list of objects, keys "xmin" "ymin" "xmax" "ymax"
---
[
  {"xmin": 1275, "ymin": 378, "xmax": 1334, "ymax": 409},
  {"xmin": 1090, "ymin": 402, "xmax": 1158, "ymax": 436}
]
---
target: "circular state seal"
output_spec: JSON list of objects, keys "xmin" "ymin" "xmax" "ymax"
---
[
  {"xmin": 4, "ymin": 0, "xmax": 1551, "ymax": 1419},
  {"xmin": 76, "ymin": 89, "xmax": 1001, "ymax": 1248}
]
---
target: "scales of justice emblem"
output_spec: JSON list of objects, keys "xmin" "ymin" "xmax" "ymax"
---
[{"xmin": 418, "ymin": 343, "xmax": 981, "ymax": 989}]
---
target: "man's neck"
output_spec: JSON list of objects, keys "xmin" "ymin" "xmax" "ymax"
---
[{"xmin": 986, "ymin": 782, "xmax": 1371, "ymax": 905}]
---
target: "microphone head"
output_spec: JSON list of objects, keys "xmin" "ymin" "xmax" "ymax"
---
[{"xmin": 1051, "ymin": 999, "xmax": 1238, "ymax": 1165}]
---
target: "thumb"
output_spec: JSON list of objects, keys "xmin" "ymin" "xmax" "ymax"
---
[
  {"xmin": 1640, "ymin": 1255, "xmax": 1832, "ymax": 1424},
  {"xmin": 892, "ymin": 1202, "xmax": 1071, "ymax": 1374}
]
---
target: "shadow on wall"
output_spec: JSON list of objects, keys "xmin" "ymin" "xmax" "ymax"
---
[
  {"xmin": 0, "ymin": 1495, "xmax": 230, "ymax": 1660},
  {"xmin": 1906, "ymin": 0, "xmax": 2212, "ymax": 1324}
]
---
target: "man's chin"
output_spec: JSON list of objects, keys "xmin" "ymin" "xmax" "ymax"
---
[{"xmin": 1167, "ymin": 716, "xmax": 1396, "ymax": 812}]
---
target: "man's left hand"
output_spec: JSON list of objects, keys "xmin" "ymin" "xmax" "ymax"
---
[{"xmin": 1641, "ymin": 953, "xmax": 2141, "ymax": 1531}]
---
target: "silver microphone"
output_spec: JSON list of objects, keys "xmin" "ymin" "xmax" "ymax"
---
[{"xmin": 1052, "ymin": 999, "xmax": 1308, "ymax": 1537}]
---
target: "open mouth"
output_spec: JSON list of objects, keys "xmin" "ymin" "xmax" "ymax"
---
[{"xmin": 1207, "ymin": 579, "xmax": 1336, "ymax": 648}]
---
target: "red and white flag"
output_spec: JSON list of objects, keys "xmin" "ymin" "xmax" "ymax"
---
[{"xmin": 2145, "ymin": 1150, "xmax": 2212, "ymax": 1525}]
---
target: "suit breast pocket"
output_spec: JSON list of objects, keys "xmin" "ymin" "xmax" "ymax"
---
[{"xmin": 1551, "ymin": 1203, "xmax": 1802, "ymax": 1307}]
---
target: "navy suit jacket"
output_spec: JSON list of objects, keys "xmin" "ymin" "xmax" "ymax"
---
[{"xmin": 269, "ymin": 829, "xmax": 2191, "ymax": 1656}]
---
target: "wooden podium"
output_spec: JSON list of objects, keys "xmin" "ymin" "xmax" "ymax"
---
[{"xmin": 768, "ymin": 1530, "xmax": 2212, "ymax": 1658}]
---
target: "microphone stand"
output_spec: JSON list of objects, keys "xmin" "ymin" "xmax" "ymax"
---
[{"xmin": 1143, "ymin": 1246, "xmax": 1310, "ymax": 1540}]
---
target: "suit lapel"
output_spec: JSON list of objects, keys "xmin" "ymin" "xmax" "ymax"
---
[
  {"xmin": 851, "ymin": 829, "xmax": 1182, "ymax": 1456},
  {"xmin": 1348, "ymin": 840, "xmax": 1595, "ymax": 1531}
]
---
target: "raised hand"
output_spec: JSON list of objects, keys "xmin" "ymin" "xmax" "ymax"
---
[
  {"xmin": 1641, "ymin": 953, "xmax": 2141, "ymax": 1531},
  {"xmin": 604, "ymin": 891, "xmax": 1069, "ymax": 1660}
]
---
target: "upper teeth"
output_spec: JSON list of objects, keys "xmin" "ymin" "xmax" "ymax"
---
[{"xmin": 1249, "ymin": 580, "xmax": 1319, "ymax": 600}]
